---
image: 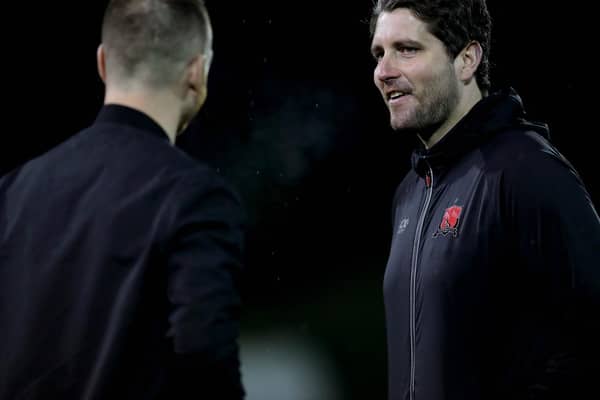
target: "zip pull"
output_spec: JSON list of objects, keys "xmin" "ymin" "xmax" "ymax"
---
[{"xmin": 425, "ymin": 172, "xmax": 432, "ymax": 188}]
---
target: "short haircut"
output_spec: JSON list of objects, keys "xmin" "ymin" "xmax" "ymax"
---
[
  {"xmin": 370, "ymin": 0, "xmax": 492, "ymax": 94},
  {"xmin": 101, "ymin": 0, "xmax": 211, "ymax": 87}
]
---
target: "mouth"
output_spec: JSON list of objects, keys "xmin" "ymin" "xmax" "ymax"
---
[{"xmin": 386, "ymin": 90, "xmax": 410, "ymax": 105}]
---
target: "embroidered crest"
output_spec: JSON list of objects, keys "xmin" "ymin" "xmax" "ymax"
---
[{"xmin": 433, "ymin": 205, "xmax": 463, "ymax": 238}]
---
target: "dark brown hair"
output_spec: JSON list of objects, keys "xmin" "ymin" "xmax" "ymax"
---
[{"xmin": 370, "ymin": 0, "xmax": 492, "ymax": 93}]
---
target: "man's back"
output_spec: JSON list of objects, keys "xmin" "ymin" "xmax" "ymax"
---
[{"xmin": 0, "ymin": 105, "xmax": 245, "ymax": 399}]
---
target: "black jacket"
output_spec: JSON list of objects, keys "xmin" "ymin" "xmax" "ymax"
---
[
  {"xmin": 384, "ymin": 89, "xmax": 600, "ymax": 400},
  {"xmin": 0, "ymin": 105, "xmax": 245, "ymax": 399}
]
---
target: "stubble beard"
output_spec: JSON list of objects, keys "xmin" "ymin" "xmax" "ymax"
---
[{"xmin": 390, "ymin": 63, "xmax": 460, "ymax": 141}]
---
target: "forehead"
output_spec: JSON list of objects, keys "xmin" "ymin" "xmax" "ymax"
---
[{"xmin": 371, "ymin": 8, "xmax": 434, "ymax": 46}]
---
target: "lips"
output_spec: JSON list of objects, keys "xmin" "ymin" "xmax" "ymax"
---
[
  {"xmin": 384, "ymin": 84, "xmax": 412, "ymax": 103},
  {"xmin": 386, "ymin": 90, "xmax": 412, "ymax": 106},
  {"xmin": 387, "ymin": 90, "xmax": 406, "ymax": 101}
]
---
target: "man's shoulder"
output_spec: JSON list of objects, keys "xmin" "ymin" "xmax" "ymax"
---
[
  {"xmin": 480, "ymin": 126, "xmax": 567, "ymax": 174},
  {"xmin": 480, "ymin": 127, "xmax": 585, "ymax": 200},
  {"xmin": 486, "ymin": 125, "xmax": 552, "ymax": 154},
  {"xmin": 0, "ymin": 123, "xmax": 232, "ymax": 205}
]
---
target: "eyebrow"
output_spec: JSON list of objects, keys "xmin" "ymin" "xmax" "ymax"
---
[
  {"xmin": 371, "ymin": 39, "xmax": 422, "ymax": 54},
  {"xmin": 370, "ymin": 44, "xmax": 382, "ymax": 55}
]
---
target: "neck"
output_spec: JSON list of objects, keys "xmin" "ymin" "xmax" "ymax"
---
[
  {"xmin": 104, "ymin": 85, "xmax": 180, "ymax": 144},
  {"xmin": 419, "ymin": 84, "xmax": 483, "ymax": 149}
]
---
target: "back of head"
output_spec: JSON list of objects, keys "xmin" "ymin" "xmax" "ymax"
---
[
  {"xmin": 101, "ymin": 0, "xmax": 212, "ymax": 89},
  {"xmin": 370, "ymin": 0, "xmax": 492, "ymax": 95}
]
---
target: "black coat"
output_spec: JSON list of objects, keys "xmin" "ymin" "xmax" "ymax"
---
[{"xmin": 0, "ymin": 105, "xmax": 245, "ymax": 399}]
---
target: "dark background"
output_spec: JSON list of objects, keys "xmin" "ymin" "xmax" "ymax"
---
[{"xmin": 4, "ymin": 2, "xmax": 596, "ymax": 399}]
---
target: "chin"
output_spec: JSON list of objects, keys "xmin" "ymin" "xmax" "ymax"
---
[{"xmin": 390, "ymin": 117, "xmax": 412, "ymax": 131}]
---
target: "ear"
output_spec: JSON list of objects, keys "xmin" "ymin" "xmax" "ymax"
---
[
  {"xmin": 97, "ymin": 44, "xmax": 107, "ymax": 84},
  {"xmin": 185, "ymin": 54, "xmax": 205, "ymax": 94},
  {"xmin": 456, "ymin": 41, "xmax": 483, "ymax": 83}
]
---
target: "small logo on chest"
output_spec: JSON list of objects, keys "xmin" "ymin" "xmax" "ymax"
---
[
  {"xmin": 433, "ymin": 205, "xmax": 463, "ymax": 238},
  {"xmin": 397, "ymin": 217, "xmax": 410, "ymax": 234}
]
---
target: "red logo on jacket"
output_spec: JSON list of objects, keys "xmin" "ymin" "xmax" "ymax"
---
[{"xmin": 433, "ymin": 205, "xmax": 463, "ymax": 238}]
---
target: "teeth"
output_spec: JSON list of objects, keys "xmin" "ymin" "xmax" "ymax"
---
[{"xmin": 390, "ymin": 91, "xmax": 405, "ymax": 100}]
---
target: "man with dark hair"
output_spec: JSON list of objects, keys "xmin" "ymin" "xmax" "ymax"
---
[
  {"xmin": 370, "ymin": 0, "xmax": 600, "ymax": 399},
  {"xmin": 0, "ymin": 1, "xmax": 244, "ymax": 399}
]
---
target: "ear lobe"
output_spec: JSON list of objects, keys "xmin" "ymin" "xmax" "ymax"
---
[
  {"xmin": 185, "ymin": 55, "xmax": 205, "ymax": 92},
  {"xmin": 458, "ymin": 41, "xmax": 483, "ymax": 82},
  {"xmin": 97, "ymin": 44, "xmax": 107, "ymax": 84}
]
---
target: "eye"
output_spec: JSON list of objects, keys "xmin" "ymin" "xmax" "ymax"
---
[
  {"xmin": 372, "ymin": 50, "xmax": 384, "ymax": 62},
  {"xmin": 397, "ymin": 45, "xmax": 418, "ymax": 56}
]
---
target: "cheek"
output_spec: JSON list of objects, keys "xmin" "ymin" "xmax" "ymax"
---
[
  {"xmin": 373, "ymin": 69, "xmax": 382, "ymax": 90},
  {"xmin": 416, "ymin": 59, "xmax": 451, "ymax": 83}
]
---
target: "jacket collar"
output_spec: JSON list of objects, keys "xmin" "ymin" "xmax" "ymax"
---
[
  {"xmin": 410, "ymin": 87, "xmax": 549, "ymax": 178},
  {"xmin": 94, "ymin": 104, "xmax": 171, "ymax": 143}
]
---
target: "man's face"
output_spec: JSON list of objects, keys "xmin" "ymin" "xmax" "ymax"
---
[{"xmin": 371, "ymin": 8, "xmax": 460, "ymax": 132}]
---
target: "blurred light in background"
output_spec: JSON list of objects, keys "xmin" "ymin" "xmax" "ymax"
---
[{"xmin": 241, "ymin": 331, "xmax": 341, "ymax": 400}]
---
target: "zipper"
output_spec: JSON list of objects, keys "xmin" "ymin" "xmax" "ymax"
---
[{"xmin": 409, "ymin": 163, "xmax": 434, "ymax": 400}]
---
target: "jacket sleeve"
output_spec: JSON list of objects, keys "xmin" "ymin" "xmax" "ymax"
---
[
  {"xmin": 161, "ymin": 170, "xmax": 246, "ymax": 399},
  {"xmin": 502, "ymin": 143, "xmax": 600, "ymax": 399}
]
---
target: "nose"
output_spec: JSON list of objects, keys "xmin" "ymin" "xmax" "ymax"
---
[{"xmin": 374, "ymin": 53, "xmax": 400, "ymax": 86}]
